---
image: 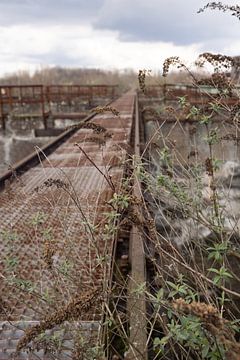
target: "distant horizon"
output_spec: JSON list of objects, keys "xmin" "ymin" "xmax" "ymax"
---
[
  {"xmin": 0, "ymin": 62, "xmax": 231, "ymax": 82},
  {"xmin": 0, "ymin": 65, "xmax": 139, "ymax": 77}
]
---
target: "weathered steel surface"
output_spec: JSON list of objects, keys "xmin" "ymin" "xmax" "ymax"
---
[
  {"xmin": 0, "ymin": 84, "xmax": 118, "ymax": 130},
  {"xmin": 0, "ymin": 91, "xmax": 135, "ymax": 359},
  {"xmin": 45, "ymin": 84, "xmax": 118, "ymax": 101},
  {"xmin": 127, "ymin": 93, "xmax": 147, "ymax": 359},
  {"xmin": 143, "ymin": 84, "xmax": 240, "ymax": 106},
  {"xmin": 0, "ymin": 321, "xmax": 99, "ymax": 360}
]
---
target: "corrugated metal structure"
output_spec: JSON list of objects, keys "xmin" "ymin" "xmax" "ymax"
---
[{"xmin": 0, "ymin": 91, "xmax": 135, "ymax": 359}]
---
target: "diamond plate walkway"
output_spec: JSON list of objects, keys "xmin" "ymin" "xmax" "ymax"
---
[{"xmin": 0, "ymin": 91, "xmax": 136, "ymax": 359}]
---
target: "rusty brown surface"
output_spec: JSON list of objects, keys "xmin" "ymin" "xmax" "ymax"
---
[
  {"xmin": 127, "ymin": 93, "xmax": 147, "ymax": 359},
  {"xmin": 0, "ymin": 84, "xmax": 119, "ymax": 130},
  {"xmin": 45, "ymin": 85, "xmax": 118, "ymax": 102},
  {"xmin": 0, "ymin": 321, "xmax": 99, "ymax": 360},
  {"xmin": 0, "ymin": 91, "xmax": 135, "ymax": 359},
  {"xmin": 142, "ymin": 84, "xmax": 240, "ymax": 106}
]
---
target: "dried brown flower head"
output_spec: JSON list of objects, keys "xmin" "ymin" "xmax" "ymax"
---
[
  {"xmin": 42, "ymin": 240, "xmax": 56, "ymax": 269},
  {"xmin": 198, "ymin": 2, "xmax": 240, "ymax": 20},
  {"xmin": 92, "ymin": 105, "xmax": 120, "ymax": 116},
  {"xmin": 230, "ymin": 103, "xmax": 240, "ymax": 124},
  {"xmin": 138, "ymin": 69, "xmax": 151, "ymax": 93},
  {"xmin": 16, "ymin": 287, "xmax": 101, "ymax": 352},
  {"xmin": 173, "ymin": 298, "xmax": 240, "ymax": 359},
  {"xmin": 162, "ymin": 57, "xmax": 184, "ymax": 77},
  {"xmin": 197, "ymin": 72, "xmax": 234, "ymax": 96},
  {"xmin": 66, "ymin": 122, "xmax": 107, "ymax": 133},
  {"xmin": 34, "ymin": 178, "xmax": 69, "ymax": 193},
  {"xmin": 205, "ymin": 157, "xmax": 214, "ymax": 176},
  {"xmin": 196, "ymin": 52, "xmax": 234, "ymax": 72}
]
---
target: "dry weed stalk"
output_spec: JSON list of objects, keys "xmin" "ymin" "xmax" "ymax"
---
[
  {"xmin": 196, "ymin": 52, "xmax": 234, "ymax": 70},
  {"xmin": 137, "ymin": 49, "xmax": 240, "ymax": 357},
  {"xmin": 66, "ymin": 122, "xmax": 107, "ymax": 133},
  {"xmin": 42, "ymin": 240, "xmax": 56, "ymax": 270},
  {"xmin": 197, "ymin": 73, "xmax": 234, "ymax": 96},
  {"xmin": 74, "ymin": 143, "xmax": 115, "ymax": 191},
  {"xmin": 34, "ymin": 178, "xmax": 69, "ymax": 193},
  {"xmin": 138, "ymin": 69, "xmax": 152, "ymax": 93},
  {"xmin": 16, "ymin": 287, "xmax": 101, "ymax": 352},
  {"xmin": 162, "ymin": 57, "xmax": 184, "ymax": 77},
  {"xmin": 91, "ymin": 105, "xmax": 120, "ymax": 116},
  {"xmin": 173, "ymin": 299, "xmax": 240, "ymax": 359}
]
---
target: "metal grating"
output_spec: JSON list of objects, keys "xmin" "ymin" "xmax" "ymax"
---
[{"xmin": 0, "ymin": 91, "xmax": 135, "ymax": 358}]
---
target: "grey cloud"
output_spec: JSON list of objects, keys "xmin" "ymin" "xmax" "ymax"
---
[
  {"xmin": 0, "ymin": 0, "xmax": 104, "ymax": 26},
  {"xmin": 22, "ymin": 33, "xmax": 100, "ymax": 68},
  {"xmin": 26, "ymin": 50, "xmax": 91, "ymax": 68},
  {"xmin": 94, "ymin": 0, "xmax": 240, "ymax": 47},
  {"xmin": 0, "ymin": 0, "xmax": 239, "ymax": 52}
]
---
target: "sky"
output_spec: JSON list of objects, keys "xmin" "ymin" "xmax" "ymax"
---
[{"xmin": 0, "ymin": 0, "xmax": 239, "ymax": 76}]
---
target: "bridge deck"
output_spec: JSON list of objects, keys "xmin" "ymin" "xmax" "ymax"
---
[{"xmin": 0, "ymin": 91, "xmax": 135, "ymax": 359}]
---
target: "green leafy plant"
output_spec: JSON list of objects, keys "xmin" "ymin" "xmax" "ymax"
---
[
  {"xmin": 109, "ymin": 192, "xmax": 130, "ymax": 210},
  {"xmin": 30, "ymin": 211, "xmax": 48, "ymax": 226},
  {"xmin": 208, "ymin": 266, "xmax": 233, "ymax": 285}
]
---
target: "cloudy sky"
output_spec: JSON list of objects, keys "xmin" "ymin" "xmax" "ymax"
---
[{"xmin": 0, "ymin": 0, "xmax": 239, "ymax": 75}]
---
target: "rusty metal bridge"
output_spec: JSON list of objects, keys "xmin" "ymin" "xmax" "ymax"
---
[
  {"xmin": 0, "ymin": 89, "xmax": 147, "ymax": 360},
  {"xmin": 0, "ymin": 84, "xmax": 239, "ymax": 359}
]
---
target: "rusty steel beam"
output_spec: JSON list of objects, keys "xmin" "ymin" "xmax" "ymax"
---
[
  {"xmin": 144, "ymin": 84, "xmax": 240, "ymax": 106},
  {"xmin": 0, "ymin": 94, "xmax": 5, "ymax": 130},
  {"xmin": 0, "ymin": 85, "xmax": 46, "ymax": 129},
  {"xmin": 45, "ymin": 84, "xmax": 118, "ymax": 102},
  {"xmin": 126, "ymin": 93, "xmax": 147, "ymax": 360}
]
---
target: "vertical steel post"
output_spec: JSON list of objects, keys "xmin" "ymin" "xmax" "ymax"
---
[
  {"xmin": 40, "ymin": 85, "xmax": 47, "ymax": 129},
  {"xmin": 0, "ymin": 87, "xmax": 5, "ymax": 131}
]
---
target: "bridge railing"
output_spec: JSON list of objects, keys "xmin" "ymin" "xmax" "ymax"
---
[
  {"xmin": 143, "ymin": 83, "xmax": 240, "ymax": 105},
  {"xmin": 0, "ymin": 84, "xmax": 119, "ymax": 130}
]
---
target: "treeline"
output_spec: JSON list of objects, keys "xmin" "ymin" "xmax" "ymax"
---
[
  {"xmin": 0, "ymin": 66, "xmax": 202, "ymax": 90},
  {"xmin": 0, "ymin": 67, "xmax": 139, "ymax": 91}
]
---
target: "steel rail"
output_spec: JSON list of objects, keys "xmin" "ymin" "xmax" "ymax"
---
[{"xmin": 126, "ymin": 92, "xmax": 147, "ymax": 359}]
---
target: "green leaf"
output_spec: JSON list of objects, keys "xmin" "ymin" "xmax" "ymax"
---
[
  {"xmin": 200, "ymin": 114, "xmax": 211, "ymax": 124},
  {"xmin": 166, "ymin": 281, "xmax": 178, "ymax": 290},
  {"xmin": 178, "ymin": 96, "xmax": 187, "ymax": 107},
  {"xmin": 208, "ymin": 268, "xmax": 219, "ymax": 274},
  {"xmin": 201, "ymin": 343, "xmax": 210, "ymax": 358},
  {"xmin": 156, "ymin": 288, "xmax": 164, "ymax": 301}
]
